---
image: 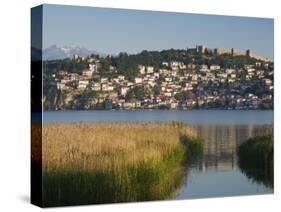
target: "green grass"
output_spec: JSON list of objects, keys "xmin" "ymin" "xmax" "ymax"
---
[{"xmin": 238, "ymin": 134, "xmax": 273, "ymax": 188}]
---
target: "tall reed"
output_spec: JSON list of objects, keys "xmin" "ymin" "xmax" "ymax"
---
[
  {"xmin": 238, "ymin": 134, "xmax": 273, "ymax": 188},
  {"xmin": 33, "ymin": 122, "xmax": 202, "ymax": 206}
]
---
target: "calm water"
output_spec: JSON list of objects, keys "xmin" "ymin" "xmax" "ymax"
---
[
  {"xmin": 41, "ymin": 110, "xmax": 274, "ymax": 199},
  {"xmin": 176, "ymin": 124, "xmax": 273, "ymax": 199},
  {"xmin": 42, "ymin": 110, "xmax": 273, "ymax": 125}
]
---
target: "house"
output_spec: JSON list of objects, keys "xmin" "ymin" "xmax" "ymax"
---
[
  {"xmin": 171, "ymin": 71, "xmax": 177, "ymax": 76},
  {"xmin": 226, "ymin": 69, "xmax": 235, "ymax": 74},
  {"xmin": 179, "ymin": 63, "xmax": 186, "ymax": 70},
  {"xmin": 109, "ymin": 65, "xmax": 116, "ymax": 71},
  {"xmin": 230, "ymin": 74, "xmax": 236, "ymax": 79},
  {"xmin": 57, "ymin": 82, "xmax": 67, "ymax": 90},
  {"xmin": 118, "ymin": 75, "xmax": 125, "ymax": 81},
  {"xmin": 164, "ymin": 92, "xmax": 172, "ymax": 97},
  {"xmin": 146, "ymin": 66, "xmax": 154, "ymax": 73},
  {"xmin": 120, "ymin": 87, "xmax": 129, "ymax": 96},
  {"xmin": 148, "ymin": 81, "xmax": 156, "ymax": 87},
  {"xmin": 135, "ymin": 101, "xmax": 142, "ymax": 108},
  {"xmin": 82, "ymin": 69, "xmax": 94, "ymax": 78},
  {"xmin": 112, "ymin": 78, "xmax": 120, "ymax": 83},
  {"xmin": 58, "ymin": 70, "xmax": 67, "ymax": 76},
  {"xmin": 138, "ymin": 65, "xmax": 146, "ymax": 74},
  {"xmin": 159, "ymin": 69, "xmax": 169, "ymax": 75},
  {"xmin": 192, "ymin": 74, "xmax": 198, "ymax": 81},
  {"xmin": 263, "ymin": 79, "xmax": 273, "ymax": 86},
  {"xmin": 89, "ymin": 64, "xmax": 97, "ymax": 72},
  {"xmin": 210, "ymin": 65, "xmax": 221, "ymax": 70},
  {"xmin": 201, "ymin": 64, "xmax": 208, "ymax": 69},
  {"xmin": 91, "ymin": 83, "xmax": 101, "ymax": 91},
  {"xmin": 102, "ymin": 83, "xmax": 114, "ymax": 91},
  {"xmin": 170, "ymin": 102, "xmax": 178, "ymax": 109},
  {"xmin": 256, "ymin": 70, "xmax": 264, "ymax": 76},
  {"xmin": 78, "ymin": 80, "xmax": 89, "ymax": 89},
  {"xmin": 247, "ymin": 68, "xmax": 255, "ymax": 73},
  {"xmin": 154, "ymin": 73, "xmax": 160, "ymax": 78},
  {"xmin": 187, "ymin": 64, "xmax": 196, "ymax": 69},
  {"xmin": 135, "ymin": 77, "xmax": 143, "ymax": 84},
  {"xmin": 171, "ymin": 66, "xmax": 178, "ymax": 71},
  {"xmin": 206, "ymin": 72, "xmax": 215, "ymax": 79},
  {"xmin": 61, "ymin": 79, "xmax": 71, "ymax": 84},
  {"xmin": 123, "ymin": 101, "xmax": 136, "ymax": 109},
  {"xmin": 218, "ymin": 73, "xmax": 228, "ymax": 78},
  {"xmin": 69, "ymin": 73, "xmax": 79, "ymax": 81},
  {"xmin": 100, "ymin": 78, "xmax": 108, "ymax": 83},
  {"xmin": 165, "ymin": 77, "xmax": 172, "ymax": 82}
]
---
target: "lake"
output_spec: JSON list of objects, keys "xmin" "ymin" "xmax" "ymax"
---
[
  {"xmin": 41, "ymin": 110, "xmax": 274, "ymax": 199},
  {"xmin": 41, "ymin": 110, "xmax": 273, "ymax": 125}
]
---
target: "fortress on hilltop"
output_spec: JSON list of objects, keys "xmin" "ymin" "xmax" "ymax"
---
[{"xmin": 195, "ymin": 45, "xmax": 271, "ymax": 62}]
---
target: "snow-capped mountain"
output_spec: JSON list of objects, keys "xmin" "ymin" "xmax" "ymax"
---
[{"xmin": 43, "ymin": 45, "xmax": 99, "ymax": 60}]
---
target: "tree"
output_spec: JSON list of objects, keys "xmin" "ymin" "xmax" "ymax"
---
[
  {"xmin": 175, "ymin": 92, "xmax": 183, "ymax": 101},
  {"xmin": 153, "ymin": 84, "xmax": 161, "ymax": 95}
]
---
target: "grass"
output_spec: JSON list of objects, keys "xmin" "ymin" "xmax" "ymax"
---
[
  {"xmin": 32, "ymin": 122, "xmax": 203, "ymax": 207},
  {"xmin": 238, "ymin": 134, "xmax": 273, "ymax": 188}
]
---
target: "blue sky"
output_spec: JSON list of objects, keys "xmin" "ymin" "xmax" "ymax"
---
[{"xmin": 42, "ymin": 4, "xmax": 274, "ymax": 59}]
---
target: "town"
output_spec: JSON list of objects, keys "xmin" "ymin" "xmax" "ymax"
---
[{"xmin": 43, "ymin": 46, "xmax": 274, "ymax": 110}]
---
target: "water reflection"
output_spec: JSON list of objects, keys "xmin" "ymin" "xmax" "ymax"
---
[
  {"xmin": 176, "ymin": 124, "xmax": 273, "ymax": 199},
  {"xmin": 194, "ymin": 124, "xmax": 273, "ymax": 171}
]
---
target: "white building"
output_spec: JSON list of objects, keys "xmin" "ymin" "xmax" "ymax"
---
[
  {"xmin": 135, "ymin": 77, "xmax": 143, "ymax": 84},
  {"xmin": 165, "ymin": 77, "xmax": 172, "ymax": 82},
  {"xmin": 146, "ymin": 66, "xmax": 154, "ymax": 73},
  {"xmin": 57, "ymin": 82, "xmax": 67, "ymax": 90},
  {"xmin": 102, "ymin": 84, "xmax": 114, "ymax": 91},
  {"xmin": 226, "ymin": 69, "xmax": 235, "ymax": 74},
  {"xmin": 78, "ymin": 80, "xmax": 89, "ymax": 89},
  {"xmin": 100, "ymin": 78, "xmax": 108, "ymax": 83},
  {"xmin": 118, "ymin": 75, "xmax": 125, "ymax": 81},
  {"xmin": 82, "ymin": 69, "xmax": 94, "ymax": 78},
  {"xmin": 89, "ymin": 64, "xmax": 97, "ymax": 72},
  {"xmin": 91, "ymin": 83, "xmax": 101, "ymax": 91},
  {"xmin": 210, "ymin": 65, "xmax": 221, "ymax": 70},
  {"xmin": 138, "ymin": 65, "xmax": 146, "ymax": 74},
  {"xmin": 120, "ymin": 87, "xmax": 129, "ymax": 96}
]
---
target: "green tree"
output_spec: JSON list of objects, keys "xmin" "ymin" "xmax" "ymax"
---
[{"xmin": 153, "ymin": 84, "xmax": 161, "ymax": 95}]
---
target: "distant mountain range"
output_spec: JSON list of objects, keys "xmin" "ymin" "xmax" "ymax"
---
[{"xmin": 42, "ymin": 45, "xmax": 100, "ymax": 60}]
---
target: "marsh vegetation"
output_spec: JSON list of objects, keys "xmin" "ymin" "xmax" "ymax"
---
[
  {"xmin": 238, "ymin": 134, "xmax": 273, "ymax": 188},
  {"xmin": 33, "ymin": 122, "xmax": 203, "ymax": 206}
]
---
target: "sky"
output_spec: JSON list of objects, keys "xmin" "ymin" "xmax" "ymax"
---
[{"xmin": 42, "ymin": 4, "xmax": 274, "ymax": 59}]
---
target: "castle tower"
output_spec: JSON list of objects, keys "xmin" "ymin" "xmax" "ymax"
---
[
  {"xmin": 246, "ymin": 49, "xmax": 251, "ymax": 57},
  {"xmin": 196, "ymin": 45, "xmax": 205, "ymax": 54},
  {"xmin": 214, "ymin": 48, "xmax": 218, "ymax": 55}
]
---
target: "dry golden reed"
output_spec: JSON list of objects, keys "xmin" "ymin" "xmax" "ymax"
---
[
  {"xmin": 32, "ymin": 122, "xmax": 201, "ymax": 206},
  {"xmin": 42, "ymin": 122, "xmax": 197, "ymax": 172}
]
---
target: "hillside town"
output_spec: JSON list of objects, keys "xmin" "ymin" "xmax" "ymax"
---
[{"xmin": 43, "ymin": 46, "xmax": 274, "ymax": 110}]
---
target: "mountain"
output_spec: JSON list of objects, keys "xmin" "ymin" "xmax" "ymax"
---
[{"xmin": 43, "ymin": 45, "xmax": 99, "ymax": 60}]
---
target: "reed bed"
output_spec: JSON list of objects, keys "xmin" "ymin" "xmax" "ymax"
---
[
  {"xmin": 32, "ymin": 122, "xmax": 202, "ymax": 206},
  {"xmin": 238, "ymin": 134, "xmax": 273, "ymax": 188},
  {"xmin": 42, "ymin": 122, "xmax": 197, "ymax": 171}
]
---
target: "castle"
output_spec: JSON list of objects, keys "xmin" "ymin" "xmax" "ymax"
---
[{"xmin": 195, "ymin": 45, "xmax": 270, "ymax": 62}]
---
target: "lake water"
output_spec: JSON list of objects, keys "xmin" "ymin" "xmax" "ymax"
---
[
  {"xmin": 176, "ymin": 124, "xmax": 273, "ymax": 199},
  {"xmin": 41, "ymin": 110, "xmax": 274, "ymax": 199},
  {"xmin": 42, "ymin": 110, "xmax": 273, "ymax": 125}
]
